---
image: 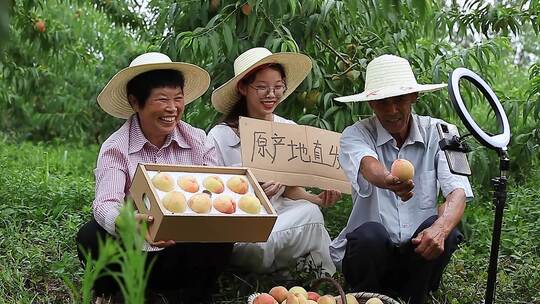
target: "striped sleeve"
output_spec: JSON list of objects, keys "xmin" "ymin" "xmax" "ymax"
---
[{"xmin": 92, "ymin": 146, "xmax": 129, "ymax": 236}]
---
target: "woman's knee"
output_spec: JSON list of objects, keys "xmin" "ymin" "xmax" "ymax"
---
[{"xmin": 75, "ymin": 219, "xmax": 111, "ymax": 259}]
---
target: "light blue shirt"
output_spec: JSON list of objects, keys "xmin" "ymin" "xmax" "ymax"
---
[{"xmin": 329, "ymin": 114, "xmax": 473, "ymax": 270}]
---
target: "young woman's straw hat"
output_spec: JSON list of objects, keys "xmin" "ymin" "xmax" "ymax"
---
[
  {"xmin": 335, "ymin": 54, "xmax": 446, "ymax": 103},
  {"xmin": 211, "ymin": 47, "xmax": 312, "ymax": 114},
  {"xmin": 97, "ymin": 52, "xmax": 210, "ymax": 119}
]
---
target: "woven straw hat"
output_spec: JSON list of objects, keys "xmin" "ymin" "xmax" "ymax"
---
[
  {"xmin": 335, "ymin": 54, "xmax": 446, "ymax": 102},
  {"xmin": 97, "ymin": 52, "xmax": 210, "ymax": 119},
  {"xmin": 211, "ymin": 47, "xmax": 312, "ymax": 114}
]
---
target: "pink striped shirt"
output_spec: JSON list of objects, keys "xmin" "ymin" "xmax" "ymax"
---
[{"xmin": 93, "ymin": 114, "xmax": 218, "ymax": 251}]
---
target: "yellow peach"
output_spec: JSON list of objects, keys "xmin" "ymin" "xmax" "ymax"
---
[
  {"xmin": 238, "ymin": 194, "xmax": 262, "ymax": 214},
  {"xmin": 317, "ymin": 295, "xmax": 336, "ymax": 304},
  {"xmin": 203, "ymin": 175, "xmax": 224, "ymax": 193},
  {"xmin": 289, "ymin": 286, "xmax": 308, "ymax": 299},
  {"xmin": 213, "ymin": 195, "xmax": 236, "ymax": 214},
  {"xmin": 188, "ymin": 193, "xmax": 212, "ymax": 213},
  {"xmin": 161, "ymin": 191, "xmax": 187, "ymax": 213},
  {"xmin": 177, "ymin": 175, "xmax": 199, "ymax": 193},
  {"xmin": 390, "ymin": 159, "xmax": 415, "ymax": 181},
  {"xmin": 254, "ymin": 293, "xmax": 278, "ymax": 304},
  {"xmin": 336, "ymin": 294, "xmax": 358, "ymax": 304},
  {"xmin": 269, "ymin": 286, "xmax": 289, "ymax": 303},
  {"xmin": 365, "ymin": 298, "xmax": 383, "ymax": 304},
  {"xmin": 283, "ymin": 292, "xmax": 302, "ymax": 304},
  {"xmin": 227, "ymin": 175, "xmax": 249, "ymax": 194},
  {"xmin": 151, "ymin": 172, "xmax": 175, "ymax": 192}
]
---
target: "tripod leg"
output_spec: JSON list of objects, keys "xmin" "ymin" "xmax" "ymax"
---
[{"xmin": 484, "ymin": 177, "xmax": 507, "ymax": 304}]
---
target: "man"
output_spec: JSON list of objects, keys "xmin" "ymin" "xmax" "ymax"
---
[{"xmin": 329, "ymin": 54, "xmax": 473, "ymax": 304}]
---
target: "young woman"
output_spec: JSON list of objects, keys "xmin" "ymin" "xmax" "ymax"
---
[{"xmin": 207, "ymin": 47, "xmax": 341, "ymax": 275}]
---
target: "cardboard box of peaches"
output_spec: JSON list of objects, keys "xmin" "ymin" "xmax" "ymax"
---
[{"xmin": 130, "ymin": 163, "xmax": 277, "ymax": 242}]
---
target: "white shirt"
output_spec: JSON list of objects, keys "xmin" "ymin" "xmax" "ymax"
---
[
  {"xmin": 208, "ymin": 115, "xmax": 295, "ymax": 168},
  {"xmin": 329, "ymin": 114, "xmax": 473, "ymax": 270}
]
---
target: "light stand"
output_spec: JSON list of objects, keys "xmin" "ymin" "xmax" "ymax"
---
[{"xmin": 448, "ymin": 67, "xmax": 511, "ymax": 304}]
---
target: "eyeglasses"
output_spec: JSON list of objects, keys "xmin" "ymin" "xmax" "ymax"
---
[{"xmin": 248, "ymin": 84, "xmax": 287, "ymax": 98}]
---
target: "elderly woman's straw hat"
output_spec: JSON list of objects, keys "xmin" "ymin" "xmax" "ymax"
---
[
  {"xmin": 211, "ymin": 47, "xmax": 312, "ymax": 114},
  {"xmin": 97, "ymin": 52, "xmax": 210, "ymax": 119},
  {"xmin": 335, "ymin": 54, "xmax": 446, "ymax": 103}
]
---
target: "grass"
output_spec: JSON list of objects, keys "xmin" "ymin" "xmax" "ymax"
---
[{"xmin": 0, "ymin": 141, "xmax": 538, "ymax": 303}]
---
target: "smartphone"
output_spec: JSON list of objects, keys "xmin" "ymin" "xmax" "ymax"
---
[{"xmin": 436, "ymin": 122, "xmax": 472, "ymax": 176}]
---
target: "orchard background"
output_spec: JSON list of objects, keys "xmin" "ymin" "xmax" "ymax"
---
[{"xmin": 0, "ymin": 0, "xmax": 539, "ymax": 303}]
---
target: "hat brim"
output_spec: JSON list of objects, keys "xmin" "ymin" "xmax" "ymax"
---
[
  {"xmin": 97, "ymin": 62, "xmax": 210, "ymax": 119},
  {"xmin": 211, "ymin": 53, "xmax": 312, "ymax": 114},
  {"xmin": 335, "ymin": 83, "xmax": 447, "ymax": 103}
]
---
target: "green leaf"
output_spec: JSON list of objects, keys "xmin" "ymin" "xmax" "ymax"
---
[{"xmin": 222, "ymin": 23, "xmax": 233, "ymax": 56}]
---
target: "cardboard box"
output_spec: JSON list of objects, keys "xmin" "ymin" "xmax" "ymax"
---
[
  {"xmin": 130, "ymin": 163, "xmax": 277, "ymax": 243},
  {"xmin": 239, "ymin": 116, "xmax": 352, "ymax": 194}
]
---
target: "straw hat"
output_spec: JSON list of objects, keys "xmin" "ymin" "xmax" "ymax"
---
[
  {"xmin": 97, "ymin": 52, "xmax": 210, "ymax": 119},
  {"xmin": 335, "ymin": 54, "xmax": 446, "ymax": 102},
  {"xmin": 211, "ymin": 47, "xmax": 312, "ymax": 114}
]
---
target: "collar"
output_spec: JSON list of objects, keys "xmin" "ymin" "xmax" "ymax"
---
[
  {"xmin": 128, "ymin": 115, "xmax": 191, "ymax": 154},
  {"xmin": 375, "ymin": 113, "xmax": 425, "ymax": 147}
]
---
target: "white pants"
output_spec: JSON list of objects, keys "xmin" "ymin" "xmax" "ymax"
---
[{"xmin": 231, "ymin": 196, "xmax": 336, "ymax": 276}]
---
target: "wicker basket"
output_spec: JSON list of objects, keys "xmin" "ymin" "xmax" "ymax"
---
[
  {"xmin": 247, "ymin": 277, "xmax": 400, "ymax": 304},
  {"xmin": 311, "ymin": 277, "xmax": 400, "ymax": 304}
]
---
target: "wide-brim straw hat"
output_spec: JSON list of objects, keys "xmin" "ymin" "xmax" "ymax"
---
[
  {"xmin": 97, "ymin": 52, "xmax": 210, "ymax": 119},
  {"xmin": 211, "ymin": 47, "xmax": 312, "ymax": 114},
  {"xmin": 335, "ymin": 54, "xmax": 446, "ymax": 103}
]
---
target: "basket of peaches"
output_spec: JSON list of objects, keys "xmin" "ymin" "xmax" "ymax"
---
[{"xmin": 248, "ymin": 277, "xmax": 399, "ymax": 304}]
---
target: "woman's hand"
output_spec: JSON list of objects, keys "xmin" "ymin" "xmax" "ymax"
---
[
  {"xmin": 260, "ymin": 181, "xmax": 282, "ymax": 199},
  {"xmin": 134, "ymin": 214, "xmax": 175, "ymax": 248},
  {"xmin": 315, "ymin": 189, "xmax": 342, "ymax": 208}
]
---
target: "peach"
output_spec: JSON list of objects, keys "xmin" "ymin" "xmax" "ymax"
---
[
  {"xmin": 365, "ymin": 298, "xmax": 383, "ymax": 304},
  {"xmin": 254, "ymin": 293, "xmax": 278, "ymax": 304},
  {"xmin": 390, "ymin": 159, "xmax": 415, "ymax": 181},
  {"xmin": 177, "ymin": 175, "xmax": 199, "ymax": 193},
  {"xmin": 213, "ymin": 195, "xmax": 236, "ymax": 214},
  {"xmin": 203, "ymin": 175, "xmax": 224, "ymax": 193},
  {"xmin": 35, "ymin": 19, "xmax": 46, "ymax": 33},
  {"xmin": 269, "ymin": 286, "xmax": 289, "ymax": 302},
  {"xmin": 227, "ymin": 175, "xmax": 249, "ymax": 194},
  {"xmin": 307, "ymin": 291, "xmax": 320, "ymax": 301},
  {"xmin": 289, "ymin": 286, "xmax": 308, "ymax": 300},
  {"xmin": 151, "ymin": 172, "xmax": 175, "ymax": 192},
  {"xmin": 161, "ymin": 191, "xmax": 187, "ymax": 213},
  {"xmin": 336, "ymin": 294, "xmax": 358, "ymax": 304},
  {"xmin": 238, "ymin": 194, "xmax": 262, "ymax": 214},
  {"xmin": 188, "ymin": 193, "xmax": 212, "ymax": 213},
  {"xmin": 289, "ymin": 286, "xmax": 308, "ymax": 299},
  {"xmin": 283, "ymin": 292, "xmax": 304, "ymax": 304},
  {"xmin": 307, "ymin": 301, "xmax": 318, "ymax": 304},
  {"xmin": 317, "ymin": 295, "xmax": 336, "ymax": 304}
]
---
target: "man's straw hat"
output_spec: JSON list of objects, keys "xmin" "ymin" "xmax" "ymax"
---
[
  {"xmin": 97, "ymin": 52, "xmax": 210, "ymax": 119},
  {"xmin": 335, "ymin": 54, "xmax": 446, "ymax": 102},
  {"xmin": 211, "ymin": 47, "xmax": 312, "ymax": 114}
]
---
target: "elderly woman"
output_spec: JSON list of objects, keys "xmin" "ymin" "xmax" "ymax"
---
[
  {"xmin": 75, "ymin": 52, "xmax": 232, "ymax": 303},
  {"xmin": 207, "ymin": 47, "xmax": 341, "ymax": 276}
]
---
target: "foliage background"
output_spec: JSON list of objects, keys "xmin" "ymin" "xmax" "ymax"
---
[{"xmin": 1, "ymin": 0, "xmax": 540, "ymax": 303}]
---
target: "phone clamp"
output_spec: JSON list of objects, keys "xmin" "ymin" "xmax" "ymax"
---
[{"xmin": 438, "ymin": 135, "xmax": 471, "ymax": 153}]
